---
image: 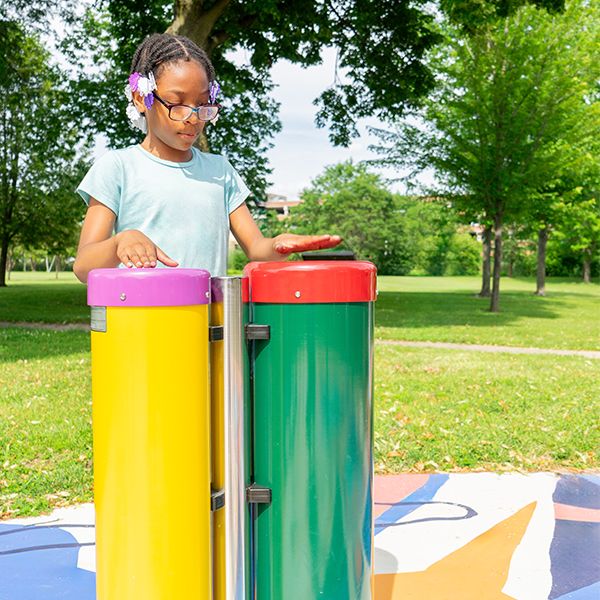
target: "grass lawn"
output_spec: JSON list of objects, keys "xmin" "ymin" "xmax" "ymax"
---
[
  {"xmin": 377, "ymin": 276, "xmax": 600, "ymax": 350},
  {"xmin": 0, "ymin": 328, "xmax": 92, "ymax": 518},
  {"xmin": 375, "ymin": 344, "xmax": 599, "ymax": 473},
  {"xmin": 2, "ymin": 272, "xmax": 598, "ymax": 349},
  {"xmin": 0, "ymin": 272, "xmax": 88, "ymax": 324},
  {"xmin": 0, "ymin": 272, "xmax": 598, "ymax": 518}
]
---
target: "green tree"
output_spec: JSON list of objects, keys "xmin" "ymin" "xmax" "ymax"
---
[
  {"xmin": 289, "ymin": 162, "xmax": 410, "ymax": 274},
  {"xmin": 371, "ymin": 0, "xmax": 600, "ymax": 311},
  {"xmin": 554, "ymin": 190, "xmax": 600, "ymax": 283},
  {"xmin": 445, "ymin": 232, "xmax": 481, "ymax": 275},
  {"xmin": 396, "ymin": 196, "xmax": 459, "ymax": 275},
  {"xmin": 0, "ymin": 22, "xmax": 88, "ymax": 286},
  {"xmin": 60, "ymin": 0, "xmax": 567, "ymax": 200},
  {"xmin": 62, "ymin": 0, "xmax": 441, "ymax": 198}
]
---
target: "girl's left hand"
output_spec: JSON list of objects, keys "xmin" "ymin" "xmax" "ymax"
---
[{"xmin": 273, "ymin": 233, "xmax": 342, "ymax": 255}]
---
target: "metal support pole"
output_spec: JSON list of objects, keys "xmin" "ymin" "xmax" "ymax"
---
[{"xmin": 211, "ymin": 277, "xmax": 246, "ymax": 600}]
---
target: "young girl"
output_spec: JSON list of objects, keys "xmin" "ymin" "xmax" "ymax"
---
[{"xmin": 73, "ymin": 33, "xmax": 341, "ymax": 282}]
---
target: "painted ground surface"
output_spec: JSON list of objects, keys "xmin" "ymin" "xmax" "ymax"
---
[{"xmin": 0, "ymin": 473, "xmax": 598, "ymax": 599}]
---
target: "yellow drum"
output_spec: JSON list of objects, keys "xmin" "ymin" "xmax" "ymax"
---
[{"xmin": 87, "ymin": 269, "xmax": 212, "ymax": 600}]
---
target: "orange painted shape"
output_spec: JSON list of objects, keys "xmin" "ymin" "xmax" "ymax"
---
[
  {"xmin": 554, "ymin": 502, "xmax": 600, "ymax": 523},
  {"xmin": 373, "ymin": 475, "xmax": 430, "ymax": 519},
  {"xmin": 374, "ymin": 502, "xmax": 537, "ymax": 600}
]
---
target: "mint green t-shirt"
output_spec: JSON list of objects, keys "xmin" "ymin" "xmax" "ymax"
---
[{"xmin": 76, "ymin": 144, "xmax": 250, "ymax": 276}]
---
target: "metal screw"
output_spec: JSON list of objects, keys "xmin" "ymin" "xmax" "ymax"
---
[
  {"xmin": 119, "ymin": 293, "xmax": 127, "ymax": 302},
  {"xmin": 295, "ymin": 291, "xmax": 301, "ymax": 298},
  {"xmin": 205, "ymin": 291, "xmax": 210, "ymax": 299}
]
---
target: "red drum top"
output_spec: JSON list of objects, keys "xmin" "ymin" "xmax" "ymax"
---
[{"xmin": 243, "ymin": 261, "xmax": 377, "ymax": 304}]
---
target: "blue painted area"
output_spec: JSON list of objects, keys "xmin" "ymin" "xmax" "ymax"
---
[
  {"xmin": 548, "ymin": 520, "xmax": 600, "ymax": 599},
  {"xmin": 553, "ymin": 474, "xmax": 600, "ymax": 510},
  {"xmin": 374, "ymin": 474, "xmax": 449, "ymax": 535},
  {"xmin": 549, "ymin": 474, "xmax": 600, "ymax": 600},
  {"xmin": 580, "ymin": 474, "xmax": 600, "ymax": 488},
  {"xmin": 0, "ymin": 523, "xmax": 95, "ymax": 600},
  {"xmin": 554, "ymin": 580, "xmax": 600, "ymax": 600}
]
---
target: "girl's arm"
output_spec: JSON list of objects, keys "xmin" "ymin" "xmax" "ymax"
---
[
  {"xmin": 229, "ymin": 204, "xmax": 342, "ymax": 261},
  {"xmin": 73, "ymin": 198, "xmax": 177, "ymax": 283}
]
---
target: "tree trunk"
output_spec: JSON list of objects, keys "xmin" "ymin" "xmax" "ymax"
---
[
  {"xmin": 167, "ymin": 0, "xmax": 232, "ymax": 53},
  {"xmin": 0, "ymin": 234, "xmax": 9, "ymax": 287},
  {"xmin": 583, "ymin": 251, "xmax": 591, "ymax": 283},
  {"xmin": 535, "ymin": 227, "xmax": 548, "ymax": 296},
  {"xmin": 490, "ymin": 214, "xmax": 503, "ymax": 313},
  {"xmin": 6, "ymin": 247, "xmax": 12, "ymax": 281},
  {"xmin": 479, "ymin": 226, "xmax": 492, "ymax": 297}
]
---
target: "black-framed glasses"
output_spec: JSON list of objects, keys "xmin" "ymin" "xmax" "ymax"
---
[{"xmin": 152, "ymin": 92, "xmax": 221, "ymax": 122}]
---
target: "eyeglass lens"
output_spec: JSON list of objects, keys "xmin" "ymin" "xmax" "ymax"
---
[{"xmin": 169, "ymin": 105, "xmax": 219, "ymax": 121}]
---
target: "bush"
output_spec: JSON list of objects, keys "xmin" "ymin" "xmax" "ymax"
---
[
  {"xmin": 228, "ymin": 248, "xmax": 248, "ymax": 272},
  {"xmin": 444, "ymin": 233, "xmax": 481, "ymax": 275}
]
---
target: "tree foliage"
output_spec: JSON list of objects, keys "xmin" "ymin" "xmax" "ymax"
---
[
  {"xmin": 439, "ymin": 0, "xmax": 564, "ymax": 32},
  {"xmin": 396, "ymin": 196, "xmax": 459, "ymax": 275},
  {"xmin": 61, "ymin": 0, "xmax": 444, "ymax": 197},
  {"xmin": 553, "ymin": 189, "xmax": 600, "ymax": 282},
  {"xmin": 0, "ymin": 21, "xmax": 88, "ymax": 286},
  {"xmin": 370, "ymin": 0, "xmax": 600, "ymax": 309},
  {"xmin": 288, "ymin": 162, "xmax": 408, "ymax": 275}
]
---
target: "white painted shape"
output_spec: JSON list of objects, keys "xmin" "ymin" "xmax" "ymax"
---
[
  {"xmin": 76, "ymin": 545, "xmax": 97, "ymax": 573},
  {"xmin": 374, "ymin": 473, "xmax": 558, "ymax": 576},
  {"xmin": 502, "ymin": 475, "xmax": 556, "ymax": 600},
  {"xmin": 6, "ymin": 503, "xmax": 94, "ymax": 526}
]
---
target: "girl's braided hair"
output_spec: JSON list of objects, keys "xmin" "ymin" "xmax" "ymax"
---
[{"xmin": 130, "ymin": 33, "xmax": 215, "ymax": 82}]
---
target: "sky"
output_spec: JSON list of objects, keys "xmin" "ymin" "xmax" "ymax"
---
[{"xmin": 252, "ymin": 47, "xmax": 401, "ymax": 200}]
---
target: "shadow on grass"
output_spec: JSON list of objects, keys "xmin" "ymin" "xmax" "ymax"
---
[
  {"xmin": 0, "ymin": 284, "xmax": 88, "ymax": 324},
  {"xmin": 0, "ymin": 328, "xmax": 89, "ymax": 363},
  {"xmin": 375, "ymin": 290, "xmax": 566, "ymax": 330}
]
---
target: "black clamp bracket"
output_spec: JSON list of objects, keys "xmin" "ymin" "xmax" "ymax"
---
[
  {"xmin": 211, "ymin": 488, "xmax": 225, "ymax": 511},
  {"xmin": 245, "ymin": 324, "xmax": 270, "ymax": 341},
  {"xmin": 246, "ymin": 484, "xmax": 272, "ymax": 505},
  {"xmin": 209, "ymin": 326, "xmax": 224, "ymax": 342}
]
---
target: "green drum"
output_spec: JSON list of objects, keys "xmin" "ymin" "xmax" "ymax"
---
[{"xmin": 244, "ymin": 261, "xmax": 376, "ymax": 600}]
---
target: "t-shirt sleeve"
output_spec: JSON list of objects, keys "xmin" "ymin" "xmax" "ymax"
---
[
  {"xmin": 76, "ymin": 150, "xmax": 123, "ymax": 216},
  {"xmin": 223, "ymin": 158, "xmax": 251, "ymax": 214}
]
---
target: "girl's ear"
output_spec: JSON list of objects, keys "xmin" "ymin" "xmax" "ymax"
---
[{"xmin": 131, "ymin": 90, "xmax": 146, "ymax": 115}]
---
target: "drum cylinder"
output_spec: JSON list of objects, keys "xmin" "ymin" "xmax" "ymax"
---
[
  {"xmin": 245, "ymin": 261, "xmax": 377, "ymax": 600},
  {"xmin": 87, "ymin": 268, "xmax": 212, "ymax": 600}
]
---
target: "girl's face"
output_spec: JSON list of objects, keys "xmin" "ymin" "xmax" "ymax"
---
[{"xmin": 133, "ymin": 60, "xmax": 210, "ymax": 161}]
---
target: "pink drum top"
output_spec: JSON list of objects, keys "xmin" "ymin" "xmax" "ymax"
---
[{"xmin": 87, "ymin": 268, "xmax": 211, "ymax": 307}]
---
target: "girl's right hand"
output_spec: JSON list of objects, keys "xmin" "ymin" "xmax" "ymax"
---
[{"xmin": 115, "ymin": 230, "xmax": 178, "ymax": 268}]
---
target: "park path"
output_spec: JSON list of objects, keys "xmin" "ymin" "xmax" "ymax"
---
[
  {"xmin": 2, "ymin": 321, "xmax": 600, "ymax": 359},
  {"xmin": 0, "ymin": 321, "xmax": 89, "ymax": 331}
]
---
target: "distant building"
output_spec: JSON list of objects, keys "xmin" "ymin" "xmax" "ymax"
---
[
  {"xmin": 464, "ymin": 223, "xmax": 485, "ymax": 241},
  {"xmin": 259, "ymin": 193, "xmax": 303, "ymax": 221},
  {"xmin": 228, "ymin": 193, "xmax": 304, "ymax": 250}
]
